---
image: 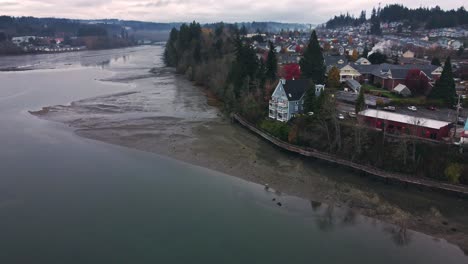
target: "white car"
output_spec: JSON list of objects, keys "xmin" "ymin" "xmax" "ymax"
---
[
  {"xmin": 407, "ymin": 106, "xmax": 417, "ymax": 111},
  {"xmin": 337, "ymin": 113, "xmax": 345, "ymax": 120}
]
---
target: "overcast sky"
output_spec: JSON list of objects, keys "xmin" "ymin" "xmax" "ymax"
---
[{"xmin": 0, "ymin": 0, "xmax": 465, "ymax": 24}]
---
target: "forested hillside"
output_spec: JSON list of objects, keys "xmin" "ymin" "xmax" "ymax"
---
[{"xmin": 325, "ymin": 5, "xmax": 468, "ymax": 29}]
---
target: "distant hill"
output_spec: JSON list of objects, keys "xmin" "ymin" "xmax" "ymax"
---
[
  {"xmin": 0, "ymin": 16, "xmax": 181, "ymax": 40},
  {"xmin": 324, "ymin": 5, "xmax": 468, "ymax": 30},
  {"xmin": 0, "ymin": 16, "xmax": 311, "ymax": 42}
]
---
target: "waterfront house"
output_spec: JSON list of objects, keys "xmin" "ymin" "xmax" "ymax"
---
[{"xmin": 269, "ymin": 79, "xmax": 321, "ymax": 122}]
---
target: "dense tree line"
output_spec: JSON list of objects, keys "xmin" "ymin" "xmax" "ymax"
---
[
  {"xmin": 380, "ymin": 5, "xmax": 468, "ymax": 29},
  {"xmin": 325, "ymin": 5, "xmax": 468, "ymax": 30},
  {"xmin": 0, "ymin": 15, "xmax": 131, "ymax": 40},
  {"xmin": 203, "ymin": 21, "xmax": 309, "ymax": 34},
  {"xmin": 77, "ymin": 25, "xmax": 108, "ymax": 37},
  {"xmin": 0, "ymin": 15, "xmax": 136, "ymax": 53},
  {"xmin": 325, "ymin": 11, "xmax": 366, "ymax": 28},
  {"xmin": 164, "ymin": 22, "xmax": 265, "ymax": 120}
]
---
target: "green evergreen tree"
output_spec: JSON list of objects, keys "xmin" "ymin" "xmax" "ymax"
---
[
  {"xmin": 362, "ymin": 45, "xmax": 369, "ymax": 58},
  {"xmin": 193, "ymin": 41, "xmax": 201, "ymax": 63},
  {"xmin": 303, "ymin": 81, "xmax": 317, "ymax": 113},
  {"xmin": 265, "ymin": 41, "xmax": 278, "ymax": 81},
  {"xmin": 355, "ymin": 87, "xmax": 366, "ymax": 114},
  {"xmin": 430, "ymin": 57, "xmax": 456, "ymax": 106},
  {"xmin": 300, "ymin": 30, "xmax": 325, "ymax": 84},
  {"xmin": 370, "ymin": 7, "xmax": 382, "ymax": 35},
  {"xmin": 164, "ymin": 28, "xmax": 179, "ymax": 67},
  {"xmin": 228, "ymin": 36, "xmax": 259, "ymax": 98},
  {"xmin": 368, "ymin": 51, "xmax": 387, "ymax": 64},
  {"xmin": 240, "ymin": 25, "xmax": 248, "ymax": 36}
]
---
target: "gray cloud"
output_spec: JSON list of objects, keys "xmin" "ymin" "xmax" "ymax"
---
[{"xmin": 0, "ymin": 0, "xmax": 465, "ymax": 23}]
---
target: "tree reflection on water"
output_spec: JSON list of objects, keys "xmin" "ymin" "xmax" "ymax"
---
[
  {"xmin": 384, "ymin": 221, "xmax": 413, "ymax": 247},
  {"xmin": 311, "ymin": 200, "xmax": 412, "ymax": 247}
]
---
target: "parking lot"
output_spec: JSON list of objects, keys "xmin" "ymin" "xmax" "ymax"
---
[{"xmin": 336, "ymin": 101, "xmax": 466, "ymax": 125}]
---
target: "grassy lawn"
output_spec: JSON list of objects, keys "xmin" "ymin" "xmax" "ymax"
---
[
  {"xmin": 362, "ymin": 84, "xmax": 445, "ymax": 106},
  {"xmin": 362, "ymin": 84, "xmax": 400, "ymax": 99}
]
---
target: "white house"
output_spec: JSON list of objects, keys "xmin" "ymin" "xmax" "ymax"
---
[
  {"xmin": 269, "ymin": 79, "xmax": 325, "ymax": 122},
  {"xmin": 339, "ymin": 65, "xmax": 361, "ymax": 82}
]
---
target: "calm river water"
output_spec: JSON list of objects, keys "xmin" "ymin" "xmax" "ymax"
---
[{"xmin": 0, "ymin": 46, "xmax": 466, "ymax": 263}]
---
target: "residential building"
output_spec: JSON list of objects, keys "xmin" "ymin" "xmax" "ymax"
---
[
  {"xmin": 269, "ymin": 79, "xmax": 323, "ymax": 122},
  {"xmin": 358, "ymin": 109, "xmax": 451, "ymax": 141}
]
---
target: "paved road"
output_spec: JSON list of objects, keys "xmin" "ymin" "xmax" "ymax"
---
[{"xmin": 335, "ymin": 91, "xmax": 391, "ymax": 106}]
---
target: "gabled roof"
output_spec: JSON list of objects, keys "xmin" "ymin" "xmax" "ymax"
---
[
  {"xmin": 283, "ymin": 79, "xmax": 309, "ymax": 101},
  {"xmin": 324, "ymin": 55, "xmax": 348, "ymax": 67},
  {"xmin": 394, "ymin": 84, "xmax": 409, "ymax": 93},
  {"xmin": 349, "ymin": 63, "xmax": 439, "ymax": 80},
  {"xmin": 390, "ymin": 68, "xmax": 410, "ymax": 79},
  {"xmin": 346, "ymin": 79, "xmax": 361, "ymax": 92}
]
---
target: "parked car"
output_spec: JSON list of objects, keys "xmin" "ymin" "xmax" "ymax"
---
[
  {"xmin": 453, "ymin": 104, "xmax": 463, "ymax": 110},
  {"xmin": 337, "ymin": 113, "xmax": 345, "ymax": 120},
  {"xmin": 458, "ymin": 117, "xmax": 466, "ymax": 126},
  {"xmin": 408, "ymin": 106, "xmax": 417, "ymax": 111},
  {"xmin": 426, "ymin": 106, "xmax": 436, "ymax": 111},
  {"xmin": 348, "ymin": 112, "xmax": 357, "ymax": 118},
  {"xmin": 383, "ymin": 106, "xmax": 396, "ymax": 112}
]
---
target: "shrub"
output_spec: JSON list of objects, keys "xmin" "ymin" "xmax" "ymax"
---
[
  {"xmin": 260, "ymin": 120, "xmax": 290, "ymax": 141},
  {"xmin": 444, "ymin": 163, "xmax": 462, "ymax": 184},
  {"xmin": 376, "ymin": 98, "xmax": 385, "ymax": 107}
]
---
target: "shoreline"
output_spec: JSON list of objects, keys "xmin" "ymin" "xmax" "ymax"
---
[
  {"xmin": 232, "ymin": 113, "xmax": 468, "ymax": 198},
  {"xmin": 71, "ymin": 115, "xmax": 468, "ymax": 255}
]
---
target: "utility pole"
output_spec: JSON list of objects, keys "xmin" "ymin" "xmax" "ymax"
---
[{"xmin": 453, "ymin": 94, "xmax": 462, "ymax": 140}]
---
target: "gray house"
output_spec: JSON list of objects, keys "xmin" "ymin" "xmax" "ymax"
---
[{"xmin": 269, "ymin": 79, "xmax": 324, "ymax": 122}]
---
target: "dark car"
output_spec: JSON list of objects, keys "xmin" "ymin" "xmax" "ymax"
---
[
  {"xmin": 458, "ymin": 117, "xmax": 466, "ymax": 126},
  {"xmin": 426, "ymin": 106, "xmax": 436, "ymax": 111}
]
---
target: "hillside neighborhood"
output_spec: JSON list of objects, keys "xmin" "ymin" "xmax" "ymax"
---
[{"xmin": 245, "ymin": 21, "xmax": 467, "ymax": 145}]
